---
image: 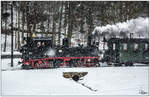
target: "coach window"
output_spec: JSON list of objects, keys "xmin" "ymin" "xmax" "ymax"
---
[
  {"xmin": 123, "ymin": 43, "xmax": 127, "ymax": 50},
  {"xmin": 145, "ymin": 43, "xmax": 148, "ymax": 50},
  {"xmin": 113, "ymin": 43, "xmax": 116, "ymax": 50},
  {"xmin": 134, "ymin": 43, "xmax": 138, "ymax": 51},
  {"xmin": 104, "ymin": 43, "xmax": 108, "ymax": 50}
]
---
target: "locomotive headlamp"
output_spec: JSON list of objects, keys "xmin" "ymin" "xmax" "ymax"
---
[
  {"xmin": 59, "ymin": 49, "xmax": 62, "ymax": 53},
  {"xmin": 87, "ymin": 59, "xmax": 91, "ymax": 61}
]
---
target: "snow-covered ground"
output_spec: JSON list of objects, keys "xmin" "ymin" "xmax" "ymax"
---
[
  {"xmin": 1, "ymin": 57, "xmax": 149, "ymax": 95},
  {"xmin": 1, "ymin": 58, "xmax": 22, "ymax": 71},
  {"xmin": 1, "ymin": 52, "xmax": 21, "ymax": 55},
  {"xmin": 1, "ymin": 65, "xmax": 149, "ymax": 95}
]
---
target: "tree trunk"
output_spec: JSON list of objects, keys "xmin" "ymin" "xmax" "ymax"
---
[
  {"xmin": 26, "ymin": 2, "xmax": 31, "ymax": 37},
  {"xmin": 3, "ymin": 4, "xmax": 7, "ymax": 52},
  {"xmin": 32, "ymin": 23, "xmax": 36, "ymax": 36},
  {"xmin": 41, "ymin": 21, "xmax": 45, "ymax": 37},
  {"xmin": 47, "ymin": 2, "xmax": 51, "ymax": 37},
  {"xmin": 22, "ymin": 11, "xmax": 25, "ymax": 44},
  {"xmin": 4, "ymin": 31, "xmax": 7, "ymax": 52},
  {"xmin": 67, "ymin": 2, "xmax": 74, "ymax": 46},
  {"xmin": 17, "ymin": 5, "xmax": 21, "ymax": 50},
  {"xmin": 47, "ymin": 15, "xmax": 50, "ymax": 36},
  {"xmin": 87, "ymin": 8, "xmax": 93, "ymax": 35},
  {"xmin": 15, "ymin": 7, "xmax": 18, "ymax": 49},
  {"xmin": 58, "ymin": 2, "xmax": 63, "ymax": 45},
  {"xmin": 64, "ymin": 2, "xmax": 68, "ymax": 38},
  {"xmin": 80, "ymin": 2, "xmax": 84, "ymax": 34},
  {"xmin": 52, "ymin": 14, "xmax": 56, "ymax": 46}
]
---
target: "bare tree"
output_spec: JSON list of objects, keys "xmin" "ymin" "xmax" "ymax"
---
[
  {"xmin": 67, "ymin": 1, "xmax": 74, "ymax": 45},
  {"xmin": 58, "ymin": 2, "xmax": 63, "ymax": 45},
  {"xmin": 3, "ymin": 3, "xmax": 8, "ymax": 52}
]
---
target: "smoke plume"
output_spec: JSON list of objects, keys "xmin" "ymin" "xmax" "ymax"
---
[
  {"xmin": 45, "ymin": 48, "xmax": 56, "ymax": 57},
  {"xmin": 92, "ymin": 17, "xmax": 149, "ymax": 38}
]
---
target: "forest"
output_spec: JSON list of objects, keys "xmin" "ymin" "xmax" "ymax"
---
[{"xmin": 1, "ymin": 1, "xmax": 149, "ymax": 51}]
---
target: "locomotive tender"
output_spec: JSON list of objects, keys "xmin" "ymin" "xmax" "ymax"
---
[{"xmin": 20, "ymin": 36, "xmax": 100, "ymax": 69}]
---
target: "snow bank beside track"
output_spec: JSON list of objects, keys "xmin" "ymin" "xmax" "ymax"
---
[{"xmin": 2, "ymin": 67, "xmax": 149, "ymax": 95}]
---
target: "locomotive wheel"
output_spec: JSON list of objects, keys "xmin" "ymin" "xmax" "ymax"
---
[
  {"xmin": 95, "ymin": 63, "xmax": 100, "ymax": 67},
  {"xmin": 34, "ymin": 62, "xmax": 40, "ymax": 69},
  {"xmin": 114, "ymin": 63, "xmax": 122, "ymax": 67},
  {"xmin": 125, "ymin": 62, "xmax": 133, "ymax": 66},
  {"xmin": 54, "ymin": 61, "xmax": 60, "ymax": 68},
  {"xmin": 49, "ymin": 61, "xmax": 54, "ymax": 68}
]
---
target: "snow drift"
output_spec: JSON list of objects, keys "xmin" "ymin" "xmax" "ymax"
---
[
  {"xmin": 45, "ymin": 48, "xmax": 56, "ymax": 57},
  {"xmin": 2, "ymin": 67, "xmax": 148, "ymax": 95}
]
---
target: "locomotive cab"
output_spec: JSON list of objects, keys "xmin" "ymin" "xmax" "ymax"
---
[{"xmin": 20, "ymin": 37, "xmax": 52, "ymax": 60}]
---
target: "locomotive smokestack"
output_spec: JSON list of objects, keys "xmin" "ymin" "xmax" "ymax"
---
[
  {"xmin": 130, "ymin": 33, "xmax": 133, "ymax": 38},
  {"xmin": 139, "ymin": 34, "xmax": 140, "ymax": 38},
  {"xmin": 63, "ymin": 38, "xmax": 69, "ymax": 47},
  {"xmin": 87, "ymin": 35, "xmax": 92, "ymax": 47}
]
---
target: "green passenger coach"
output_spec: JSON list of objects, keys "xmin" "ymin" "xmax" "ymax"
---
[{"xmin": 103, "ymin": 38, "xmax": 149, "ymax": 66}]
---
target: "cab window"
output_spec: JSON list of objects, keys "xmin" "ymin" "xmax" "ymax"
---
[
  {"xmin": 123, "ymin": 43, "xmax": 127, "ymax": 50},
  {"xmin": 134, "ymin": 43, "xmax": 138, "ymax": 51},
  {"xmin": 113, "ymin": 43, "xmax": 116, "ymax": 50},
  {"xmin": 145, "ymin": 43, "xmax": 148, "ymax": 50}
]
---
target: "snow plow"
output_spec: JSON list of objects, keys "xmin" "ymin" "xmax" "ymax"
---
[{"xmin": 63, "ymin": 72, "xmax": 88, "ymax": 81}]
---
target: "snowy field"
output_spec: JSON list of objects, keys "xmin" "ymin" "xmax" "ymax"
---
[
  {"xmin": 1, "ymin": 58, "xmax": 22, "ymax": 71},
  {"xmin": 2, "ymin": 66, "xmax": 149, "ymax": 95}
]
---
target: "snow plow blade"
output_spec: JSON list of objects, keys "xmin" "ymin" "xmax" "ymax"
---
[{"xmin": 63, "ymin": 72, "xmax": 88, "ymax": 79}]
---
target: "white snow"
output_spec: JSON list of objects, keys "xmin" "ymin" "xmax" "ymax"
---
[
  {"xmin": 1, "ymin": 57, "xmax": 149, "ymax": 95},
  {"xmin": 1, "ymin": 58, "xmax": 22, "ymax": 71},
  {"xmin": 2, "ymin": 66, "xmax": 149, "ymax": 95},
  {"xmin": 1, "ymin": 34, "xmax": 16, "ymax": 52},
  {"xmin": 1, "ymin": 51, "xmax": 21, "ymax": 55}
]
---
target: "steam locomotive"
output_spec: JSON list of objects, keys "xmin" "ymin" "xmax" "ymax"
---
[{"xmin": 20, "ymin": 36, "xmax": 100, "ymax": 69}]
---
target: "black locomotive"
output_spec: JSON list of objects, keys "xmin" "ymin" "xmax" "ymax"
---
[{"xmin": 20, "ymin": 36, "xmax": 100, "ymax": 69}]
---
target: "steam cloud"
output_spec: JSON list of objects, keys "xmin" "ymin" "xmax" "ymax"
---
[
  {"xmin": 45, "ymin": 48, "xmax": 56, "ymax": 57},
  {"xmin": 92, "ymin": 17, "xmax": 149, "ymax": 38}
]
